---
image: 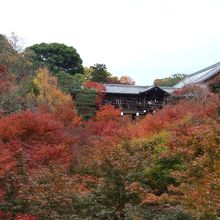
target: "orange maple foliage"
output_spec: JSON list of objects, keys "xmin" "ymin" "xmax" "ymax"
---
[
  {"xmin": 119, "ymin": 75, "xmax": 135, "ymax": 85},
  {"xmin": 86, "ymin": 105, "xmax": 132, "ymax": 144},
  {"xmin": 0, "ymin": 109, "xmax": 80, "ymax": 176},
  {"xmin": 133, "ymin": 94, "xmax": 219, "ymax": 139},
  {"xmin": 0, "ymin": 70, "xmax": 219, "ymax": 218},
  {"xmin": 166, "ymin": 117, "xmax": 220, "ymax": 217}
]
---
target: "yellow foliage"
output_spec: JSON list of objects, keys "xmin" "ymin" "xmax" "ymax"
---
[{"xmin": 33, "ymin": 68, "xmax": 72, "ymax": 109}]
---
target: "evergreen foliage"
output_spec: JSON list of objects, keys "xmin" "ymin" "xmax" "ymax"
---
[
  {"xmin": 75, "ymin": 88, "xmax": 97, "ymax": 120},
  {"xmin": 27, "ymin": 43, "xmax": 84, "ymax": 75}
]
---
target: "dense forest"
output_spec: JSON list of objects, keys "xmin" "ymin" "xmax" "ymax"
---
[{"xmin": 0, "ymin": 34, "xmax": 219, "ymax": 220}]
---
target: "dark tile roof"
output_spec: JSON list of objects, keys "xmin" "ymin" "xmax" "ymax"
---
[
  {"xmin": 160, "ymin": 86, "xmax": 177, "ymax": 94},
  {"xmin": 104, "ymin": 84, "xmax": 173, "ymax": 95},
  {"xmin": 104, "ymin": 84, "xmax": 149, "ymax": 94}
]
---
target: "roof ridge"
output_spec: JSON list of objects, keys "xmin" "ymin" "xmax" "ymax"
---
[
  {"xmin": 186, "ymin": 61, "xmax": 220, "ymax": 78},
  {"xmin": 159, "ymin": 86, "xmax": 173, "ymax": 88},
  {"xmin": 104, "ymin": 83, "xmax": 149, "ymax": 88}
]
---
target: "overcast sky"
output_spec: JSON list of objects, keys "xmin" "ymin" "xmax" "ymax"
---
[{"xmin": 1, "ymin": 0, "xmax": 220, "ymax": 85}]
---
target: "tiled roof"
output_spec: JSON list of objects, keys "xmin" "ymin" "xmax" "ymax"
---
[
  {"xmin": 174, "ymin": 62, "xmax": 220, "ymax": 88},
  {"xmin": 104, "ymin": 84, "xmax": 149, "ymax": 94},
  {"xmin": 160, "ymin": 86, "xmax": 177, "ymax": 94},
  {"xmin": 104, "ymin": 84, "xmax": 172, "ymax": 94}
]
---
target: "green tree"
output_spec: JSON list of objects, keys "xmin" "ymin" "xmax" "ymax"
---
[
  {"xmin": 90, "ymin": 63, "xmax": 111, "ymax": 83},
  {"xmin": 154, "ymin": 73, "xmax": 187, "ymax": 87},
  {"xmin": 56, "ymin": 72, "xmax": 85, "ymax": 93},
  {"xmin": 27, "ymin": 43, "xmax": 84, "ymax": 74},
  {"xmin": 74, "ymin": 88, "xmax": 97, "ymax": 120}
]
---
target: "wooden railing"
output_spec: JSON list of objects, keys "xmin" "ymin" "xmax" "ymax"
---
[{"xmin": 107, "ymin": 101, "xmax": 164, "ymax": 110}]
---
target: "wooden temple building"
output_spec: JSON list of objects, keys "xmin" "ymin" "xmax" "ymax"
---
[
  {"xmin": 103, "ymin": 84, "xmax": 175, "ymax": 116},
  {"xmin": 102, "ymin": 61, "xmax": 220, "ymax": 117},
  {"xmin": 73, "ymin": 62, "xmax": 219, "ymax": 118}
]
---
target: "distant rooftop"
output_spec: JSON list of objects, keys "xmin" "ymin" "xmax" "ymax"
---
[{"xmin": 174, "ymin": 62, "xmax": 220, "ymax": 88}]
